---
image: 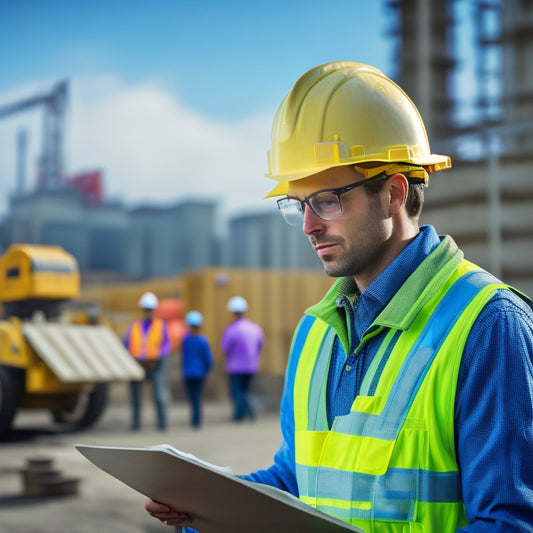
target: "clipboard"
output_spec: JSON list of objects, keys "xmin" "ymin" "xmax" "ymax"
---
[{"xmin": 76, "ymin": 443, "xmax": 364, "ymax": 533}]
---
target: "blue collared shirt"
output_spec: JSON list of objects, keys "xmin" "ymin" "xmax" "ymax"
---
[{"xmin": 245, "ymin": 225, "xmax": 533, "ymax": 531}]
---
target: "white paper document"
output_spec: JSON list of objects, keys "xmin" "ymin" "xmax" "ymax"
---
[{"xmin": 76, "ymin": 443, "xmax": 364, "ymax": 533}]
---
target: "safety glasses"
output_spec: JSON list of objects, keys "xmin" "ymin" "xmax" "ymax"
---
[{"xmin": 277, "ymin": 173, "xmax": 388, "ymax": 226}]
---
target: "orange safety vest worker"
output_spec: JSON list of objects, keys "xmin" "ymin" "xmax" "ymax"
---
[{"xmin": 127, "ymin": 318, "xmax": 166, "ymax": 360}]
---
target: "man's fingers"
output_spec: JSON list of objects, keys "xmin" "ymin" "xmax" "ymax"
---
[
  {"xmin": 161, "ymin": 513, "xmax": 193, "ymax": 527},
  {"xmin": 144, "ymin": 498, "xmax": 171, "ymax": 513},
  {"xmin": 144, "ymin": 499, "xmax": 192, "ymax": 526}
]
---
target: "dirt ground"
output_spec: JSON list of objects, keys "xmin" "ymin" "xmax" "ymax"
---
[{"xmin": 0, "ymin": 384, "xmax": 283, "ymax": 533}]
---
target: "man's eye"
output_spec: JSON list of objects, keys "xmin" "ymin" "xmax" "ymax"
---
[{"xmin": 314, "ymin": 195, "xmax": 337, "ymax": 210}]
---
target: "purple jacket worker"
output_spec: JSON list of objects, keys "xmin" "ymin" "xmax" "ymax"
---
[{"xmin": 221, "ymin": 296, "xmax": 264, "ymax": 421}]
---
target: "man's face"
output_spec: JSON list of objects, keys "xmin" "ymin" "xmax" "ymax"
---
[
  {"xmin": 142, "ymin": 308, "xmax": 154, "ymax": 320},
  {"xmin": 288, "ymin": 165, "xmax": 393, "ymax": 284}
]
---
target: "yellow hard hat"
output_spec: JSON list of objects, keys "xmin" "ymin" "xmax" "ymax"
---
[{"xmin": 264, "ymin": 61, "xmax": 451, "ymax": 197}]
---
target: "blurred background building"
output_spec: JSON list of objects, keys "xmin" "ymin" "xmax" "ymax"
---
[
  {"xmin": 1, "ymin": 0, "xmax": 532, "ymax": 293},
  {"xmin": 390, "ymin": 0, "xmax": 533, "ymax": 295},
  {"xmin": 228, "ymin": 211, "xmax": 321, "ymax": 269}
]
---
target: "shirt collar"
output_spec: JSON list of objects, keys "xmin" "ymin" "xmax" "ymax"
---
[
  {"xmin": 361, "ymin": 225, "xmax": 440, "ymax": 309},
  {"xmin": 307, "ymin": 226, "xmax": 463, "ymax": 334}
]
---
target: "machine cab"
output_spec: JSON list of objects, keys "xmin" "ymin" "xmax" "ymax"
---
[{"xmin": 0, "ymin": 244, "xmax": 79, "ymax": 319}]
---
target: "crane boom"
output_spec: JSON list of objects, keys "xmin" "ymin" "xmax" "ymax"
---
[{"xmin": 0, "ymin": 80, "xmax": 68, "ymax": 191}]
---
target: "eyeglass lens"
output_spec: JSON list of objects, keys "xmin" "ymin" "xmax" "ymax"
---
[
  {"xmin": 278, "ymin": 198, "xmax": 304, "ymax": 226},
  {"xmin": 309, "ymin": 192, "xmax": 342, "ymax": 218},
  {"xmin": 277, "ymin": 191, "xmax": 342, "ymax": 226}
]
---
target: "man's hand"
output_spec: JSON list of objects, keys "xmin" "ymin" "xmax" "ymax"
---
[{"xmin": 144, "ymin": 498, "xmax": 193, "ymax": 527}]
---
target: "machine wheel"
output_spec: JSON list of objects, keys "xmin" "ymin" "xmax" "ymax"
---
[
  {"xmin": 52, "ymin": 383, "xmax": 109, "ymax": 429},
  {"xmin": 0, "ymin": 365, "xmax": 21, "ymax": 436}
]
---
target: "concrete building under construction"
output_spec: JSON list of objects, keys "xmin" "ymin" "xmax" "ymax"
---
[{"xmin": 389, "ymin": 0, "xmax": 533, "ymax": 295}]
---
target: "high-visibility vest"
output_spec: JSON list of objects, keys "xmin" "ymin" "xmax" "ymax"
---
[
  {"xmin": 127, "ymin": 318, "xmax": 165, "ymax": 360},
  {"xmin": 292, "ymin": 259, "xmax": 523, "ymax": 531}
]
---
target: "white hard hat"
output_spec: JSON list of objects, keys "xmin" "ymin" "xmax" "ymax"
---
[
  {"xmin": 138, "ymin": 291, "xmax": 159, "ymax": 310},
  {"xmin": 227, "ymin": 296, "xmax": 248, "ymax": 313},
  {"xmin": 185, "ymin": 310, "xmax": 204, "ymax": 327}
]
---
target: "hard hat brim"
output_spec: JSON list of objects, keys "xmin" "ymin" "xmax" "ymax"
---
[
  {"xmin": 264, "ymin": 154, "xmax": 451, "ymax": 199},
  {"xmin": 264, "ymin": 181, "xmax": 289, "ymax": 198}
]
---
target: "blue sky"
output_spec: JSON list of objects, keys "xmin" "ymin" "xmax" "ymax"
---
[
  {"xmin": 0, "ymin": 0, "xmax": 394, "ymax": 219},
  {"xmin": 0, "ymin": 0, "xmax": 392, "ymax": 119}
]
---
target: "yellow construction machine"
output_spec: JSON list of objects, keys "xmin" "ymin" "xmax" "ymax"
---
[{"xmin": 0, "ymin": 244, "xmax": 144, "ymax": 437}]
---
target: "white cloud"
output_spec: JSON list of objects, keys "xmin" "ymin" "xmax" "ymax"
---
[{"xmin": 0, "ymin": 75, "xmax": 278, "ymax": 222}]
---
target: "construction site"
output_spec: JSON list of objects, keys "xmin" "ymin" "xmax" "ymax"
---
[
  {"xmin": 0, "ymin": 0, "xmax": 532, "ymax": 432},
  {"xmin": 0, "ymin": 1, "xmax": 532, "ymax": 532}
]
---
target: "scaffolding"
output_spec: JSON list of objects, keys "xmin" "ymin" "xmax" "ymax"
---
[
  {"xmin": 390, "ymin": 0, "xmax": 533, "ymax": 292},
  {"xmin": 387, "ymin": 0, "xmax": 456, "ymax": 140}
]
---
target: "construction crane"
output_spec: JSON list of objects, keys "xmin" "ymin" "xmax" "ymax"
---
[{"xmin": 0, "ymin": 80, "xmax": 68, "ymax": 193}]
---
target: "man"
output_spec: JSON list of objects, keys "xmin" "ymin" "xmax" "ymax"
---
[
  {"xmin": 125, "ymin": 291, "xmax": 171, "ymax": 431},
  {"xmin": 221, "ymin": 296, "xmax": 264, "ymax": 421},
  {"xmin": 146, "ymin": 62, "xmax": 533, "ymax": 530},
  {"xmin": 181, "ymin": 310, "xmax": 213, "ymax": 429}
]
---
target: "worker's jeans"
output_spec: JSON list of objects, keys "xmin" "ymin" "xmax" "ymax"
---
[
  {"xmin": 184, "ymin": 377, "xmax": 205, "ymax": 428},
  {"xmin": 228, "ymin": 373, "xmax": 255, "ymax": 421},
  {"xmin": 130, "ymin": 357, "xmax": 168, "ymax": 430}
]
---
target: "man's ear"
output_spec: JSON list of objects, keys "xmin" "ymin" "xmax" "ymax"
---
[{"xmin": 388, "ymin": 173, "xmax": 409, "ymax": 215}]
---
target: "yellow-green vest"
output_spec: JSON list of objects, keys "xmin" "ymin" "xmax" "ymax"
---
[{"xmin": 292, "ymin": 250, "xmax": 516, "ymax": 532}]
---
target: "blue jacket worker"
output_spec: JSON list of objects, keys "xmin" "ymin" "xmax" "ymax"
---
[{"xmin": 181, "ymin": 311, "xmax": 213, "ymax": 429}]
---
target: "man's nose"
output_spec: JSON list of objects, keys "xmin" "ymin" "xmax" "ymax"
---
[{"xmin": 302, "ymin": 205, "xmax": 325, "ymax": 235}]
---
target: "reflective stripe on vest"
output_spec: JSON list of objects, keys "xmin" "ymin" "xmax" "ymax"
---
[
  {"xmin": 293, "ymin": 261, "xmax": 507, "ymax": 530},
  {"xmin": 128, "ymin": 319, "xmax": 165, "ymax": 360}
]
